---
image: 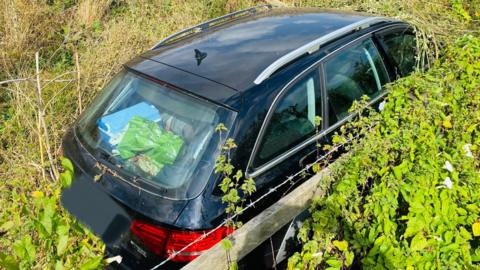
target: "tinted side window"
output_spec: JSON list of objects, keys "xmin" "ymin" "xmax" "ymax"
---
[
  {"xmin": 254, "ymin": 70, "xmax": 321, "ymax": 167},
  {"xmin": 325, "ymin": 39, "xmax": 389, "ymax": 121},
  {"xmin": 378, "ymin": 31, "xmax": 416, "ymax": 76}
]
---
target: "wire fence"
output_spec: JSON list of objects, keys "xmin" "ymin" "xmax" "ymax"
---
[{"xmin": 149, "ymin": 128, "xmax": 368, "ymax": 270}]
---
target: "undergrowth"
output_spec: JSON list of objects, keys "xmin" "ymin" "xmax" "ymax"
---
[
  {"xmin": 288, "ymin": 35, "xmax": 480, "ymax": 269},
  {"xmin": 0, "ymin": 0, "xmax": 478, "ymax": 269}
]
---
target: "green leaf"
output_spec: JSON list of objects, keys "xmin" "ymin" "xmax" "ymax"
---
[
  {"xmin": 345, "ymin": 251, "xmax": 354, "ymax": 266},
  {"xmin": 0, "ymin": 252, "xmax": 19, "ymax": 270},
  {"xmin": 56, "ymin": 234, "xmax": 69, "ymax": 256},
  {"xmin": 302, "ymin": 252, "xmax": 312, "ymax": 262},
  {"xmin": 60, "ymin": 170, "xmax": 73, "ymax": 188},
  {"xmin": 219, "ymin": 177, "xmax": 231, "ymax": 193},
  {"xmin": 229, "ymin": 261, "xmax": 238, "ymax": 270},
  {"xmin": 315, "ymin": 116, "xmax": 322, "ymax": 127},
  {"xmin": 444, "ymin": 231, "xmax": 454, "ymax": 243},
  {"xmin": 0, "ymin": 221, "xmax": 14, "ymax": 232},
  {"xmin": 312, "ymin": 163, "xmax": 321, "ymax": 173},
  {"xmin": 221, "ymin": 238, "xmax": 233, "ymax": 251},
  {"xmin": 57, "ymin": 223, "xmax": 69, "ymax": 235},
  {"xmin": 46, "ymin": 197, "xmax": 56, "ymax": 214},
  {"xmin": 233, "ymin": 170, "xmax": 243, "ymax": 181},
  {"xmin": 240, "ymin": 177, "xmax": 256, "ymax": 195},
  {"xmin": 13, "ymin": 236, "xmax": 36, "ymax": 263},
  {"xmin": 467, "ymin": 124, "xmax": 477, "ymax": 133},
  {"xmin": 473, "ymin": 222, "xmax": 480, "ymax": 237},
  {"xmin": 404, "ymin": 217, "xmax": 424, "ymax": 238},
  {"xmin": 392, "ymin": 160, "xmax": 408, "ymax": 180},
  {"xmin": 442, "ymin": 119, "xmax": 452, "ymax": 129},
  {"xmin": 55, "ymin": 260, "xmax": 65, "ymax": 270},
  {"xmin": 460, "ymin": 226, "xmax": 472, "ymax": 240},
  {"xmin": 332, "ymin": 240, "xmax": 348, "ymax": 252},
  {"xmin": 410, "ymin": 233, "xmax": 428, "ymax": 251},
  {"xmin": 24, "ymin": 238, "xmax": 36, "ymax": 263},
  {"xmin": 215, "ymin": 123, "xmax": 227, "ymax": 133},
  {"xmin": 393, "ymin": 166, "xmax": 402, "ymax": 180},
  {"xmin": 326, "ymin": 258, "xmax": 342, "ymax": 268},
  {"xmin": 80, "ymin": 256, "xmax": 103, "ymax": 270},
  {"xmin": 40, "ymin": 199, "xmax": 55, "ymax": 236},
  {"xmin": 60, "ymin": 157, "xmax": 74, "ymax": 173}
]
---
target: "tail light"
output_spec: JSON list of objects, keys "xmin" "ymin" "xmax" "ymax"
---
[
  {"xmin": 130, "ymin": 220, "xmax": 233, "ymax": 262},
  {"xmin": 130, "ymin": 220, "xmax": 169, "ymax": 256}
]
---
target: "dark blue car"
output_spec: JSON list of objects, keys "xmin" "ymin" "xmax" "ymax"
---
[{"xmin": 61, "ymin": 5, "xmax": 417, "ymax": 269}]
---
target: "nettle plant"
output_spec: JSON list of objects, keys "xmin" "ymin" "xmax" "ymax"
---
[
  {"xmin": 288, "ymin": 35, "xmax": 480, "ymax": 270},
  {"xmin": 214, "ymin": 123, "xmax": 256, "ymax": 269}
]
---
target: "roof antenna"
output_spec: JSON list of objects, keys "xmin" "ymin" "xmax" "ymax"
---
[{"xmin": 194, "ymin": 49, "xmax": 207, "ymax": 66}]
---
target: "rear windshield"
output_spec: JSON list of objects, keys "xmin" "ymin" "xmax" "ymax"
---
[{"xmin": 76, "ymin": 70, "xmax": 236, "ymax": 199}]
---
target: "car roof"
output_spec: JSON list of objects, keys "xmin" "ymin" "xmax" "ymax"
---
[{"xmin": 141, "ymin": 7, "xmax": 378, "ymax": 92}]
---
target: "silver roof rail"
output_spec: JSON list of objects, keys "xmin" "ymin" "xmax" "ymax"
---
[
  {"xmin": 151, "ymin": 4, "xmax": 273, "ymax": 50},
  {"xmin": 253, "ymin": 16, "xmax": 397, "ymax": 85}
]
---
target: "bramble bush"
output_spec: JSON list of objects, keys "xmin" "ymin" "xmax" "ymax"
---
[
  {"xmin": 215, "ymin": 124, "xmax": 256, "ymax": 270},
  {"xmin": 288, "ymin": 35, "xmax": 480, "ymax": 269}
]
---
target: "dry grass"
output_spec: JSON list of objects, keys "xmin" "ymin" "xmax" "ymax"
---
[
  {"xmin": 0, "ymin": 0, "xmax": 478, "ymax": 268},
  {"xmin": 0, "ymin": 0, "xmax": 73, "ymax": 73},
  {"xmin": 77, "ymin": 0, "xmax": 113, "ymax": 27}
]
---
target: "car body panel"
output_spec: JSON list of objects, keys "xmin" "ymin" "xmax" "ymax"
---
[{"xmin": 142, "ymin": 8, "xmax": 373, "ymax": 91}]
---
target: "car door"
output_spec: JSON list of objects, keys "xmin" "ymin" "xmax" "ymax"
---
[
  {"xmin": 294, "ymin": 37, "xmax": 391, "ymax": 172},
  {"xmin": 245, "ymin": 67, "xmax": 325, "ymax": 203}
]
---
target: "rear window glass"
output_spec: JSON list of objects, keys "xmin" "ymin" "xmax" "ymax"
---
[{"xmin": 76, "ymin": 70, "xmax": 236, "ymax": 199}]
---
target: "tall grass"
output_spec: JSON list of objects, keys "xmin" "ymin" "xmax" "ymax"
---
[
  {"xmin": 0, "ymin": 0, "xmax": 477, "ymax": 269},
  {"xmin": 77, "ymin": 0, "xmax": 113, "ymax": 27}
]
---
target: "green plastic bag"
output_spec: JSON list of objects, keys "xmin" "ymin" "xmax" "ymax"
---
[
  {"xmin": 117, "ymin": 116, "xmax": 184, "ymax": 176},
  {"xmin": 147, "ymin": 132, "xmax": 184, "ymax": 165}
]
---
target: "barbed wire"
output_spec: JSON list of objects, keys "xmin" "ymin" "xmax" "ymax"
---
[{"xmin": 149, "ymin": 126, "xmax": 370, "ymax": 270}]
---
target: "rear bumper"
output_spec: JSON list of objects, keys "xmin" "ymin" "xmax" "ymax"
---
[
  {"xmin": 61, "ymin": 175, "xmax": 183, "ymax": 270},
  {"xmin": 61, "ymin": 174, "xmax": 132, "ymax": 246}
]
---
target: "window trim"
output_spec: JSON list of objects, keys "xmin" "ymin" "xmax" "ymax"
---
[{"xmin": 246, "ymin": 23, "xmax": 405, "ymax": 179}]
